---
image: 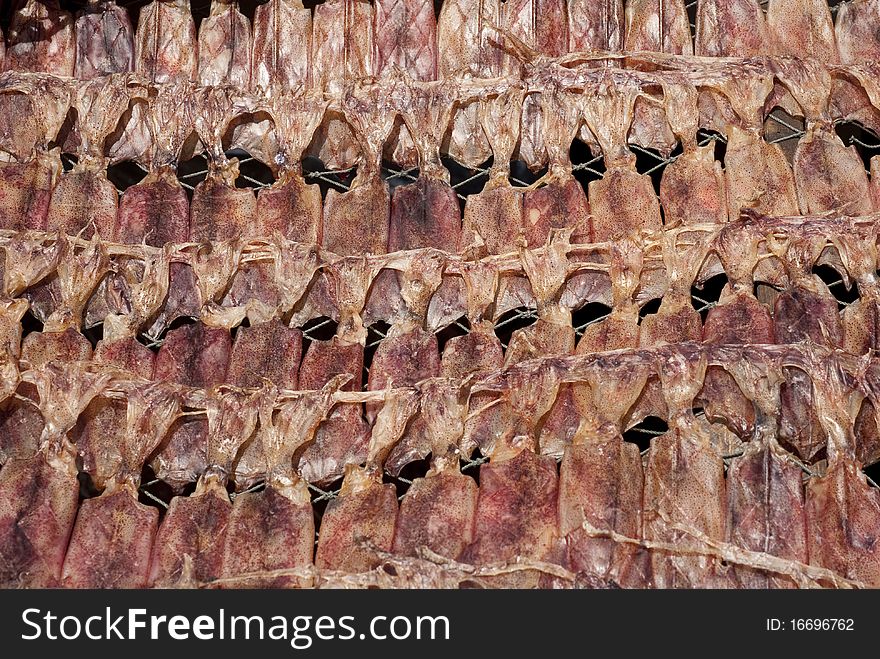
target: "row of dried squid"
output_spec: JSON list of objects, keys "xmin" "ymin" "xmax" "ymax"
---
[
  {"xmin": 2, "ymin": 0, "xmax": 879, "ymax": 169},
  {"xmin": 0, "ymin": 340, "xmax": 877, "ymax": 589},
  {"xmin": 0, "ymin": 215, "xmax": 878, "ymax": 490},
  {"xmin": 1, "ymin": 59, "xmax": 879, "ymax": 258},
  {"xmin": 6, "ymin": 1, "xmax": 876, "ymax": 81}
]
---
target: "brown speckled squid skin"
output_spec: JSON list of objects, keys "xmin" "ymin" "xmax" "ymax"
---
[
  {"xmin": 115, "ymin": 171, "xmax": 190, "ymax": 246},
  {"xmin": 374, "ymin": 0, "xmax": 438, "ymax": 83},
  {"xmin": 198, "ymin": 0, "xmax": 252, "ymax": 88},
  {"xmin": 74, "ymin": 0, "xmax": 135, "ymax": 80},
  {"xmin": 835, "ymin": 0, "xmax": 880, "ymax": 64},
  {"xmin": 46, "ymin": 169, "xmax": 119, "ymax": 239},
  {"xmin": 807, "ymin": 461, "xmax": 880, "ymax": 587},
  {"xmin": 725, "ymin": 126, "xmax": 799, "ymax": 220},
  {"xmin": 0, "ymin": 453, "xmax": 79, "ymax": 587},
  {"xmin": 793, "ymin": 125, "xmax": 873, "ymax": 216},
  {"xmin": 560, "ymin": 436, "xmax": 647, "ymax": 586},
  {"xmin": 460, "ymin": 449, "xmax": 563, "ymax": 585},
  {"xmin": 389, "ymin": 177, "xmax": 461, "ymax": 252},
  {"xmin": 310, "ymin": 0, "xmax": 372, "ymax": 170},
  {"xmin": 722, "ymin": 356, "xmax": 807, "ymax": 589},
  {"xmin": 806, "ymin": 359, "xmax": 880, "ymax": 587},
  {"xmin": 367, "ymin": 328, "xmax": 440, "ymax": 417},
  {"xmin": 251, "ymin": 0, "xmax": 311, "ymax": 93},
  {"xmin": 393, "ymin": 468, "xmax": 478, "ymax": 561},
  {"xmin": 256, "ymin": 175, "xmax": 322, "ymax": 243},
  {"xmin": 77, "ymin": 338, "xmax": 156, "ymax": 492},
  {"xmin": 226, "ymin": 319, "xmax": 302, "ymax": 389},
  {"xmin": 220, "ymin": 484, "xmax": 315, "ymax": 588},
  {"xmin": 0, "ymin": 364, "xmax": 108, "ymax": 588},
  {"xmin": 727, "ymin": 437, "xmax": 807, "ymax": 589},
  {"xmin": 6, "ymin": 0, "xmax": 75, "ymax": 76},
  {"xmin": 643, "ymin": 352, "xmax": 730, "ymax": 588},
  {"xmin": 0, "ymin": 150, "xmax": 60, "ymax": 231},
  {"xmin": 701, "ymin": 290, "xmax": 773, "ymax": 438},
  {"xmin": 61, "ymin": 489, "xmax": 158, "ymax": 588},
  {"xmin": 695, "ymin": 0, "xmax": 768, "ymax": 57},
  {"xmin": 314, "ymin": 477, "xmax": 399, "ymax": 572},
  {"xmin": 568, "ymin": 0, "xmax": 624, "ymax": 52},
  {"xmin": 149, "ymin": 482, "xmax": 232, "ymax": 587},
  {"xmin": 766, "ymin": 0, "xmax": 837, "ymax": 62},
  {"xmin": 437, "ymin": 0, "xmax": 500, "ymax": 168},
  {"xmin": 624, "ymin": 0, "xmax": 692, "ymax": 54},
  {"xmin": 135, "ymin": 0, "xmax": 198, "ymax": 83},
  {"xmin": 322, "ymin": 177, "xmax": 390, "ymax": 256},
  {"xmin": 462, "ymin": 87, "xmax": 525, "ymax": 255},
  {"xmin": 772, "ymin": 241, "xmax": 841, "ymax": 462},
  {"xmin": 501, "ymin": 0, "xmax": 568, "ymax": 170},
  {"xmin": 660, "ymin": 143, "xmax": 728, "ymax": 226},
  {"xmin": 152, "ymin": 389, "xmax": 259, "ymax": 588},
  {"xmin": 298, "ymin": 338, "xmax": 370, "ymax": 487},
  {"xmin": 559, "ymin": 363, "xmax": 650, "ymax": 588},
  {"xmin": 151, "ymin": 324, "xmax": 231, "ymax": 490}
]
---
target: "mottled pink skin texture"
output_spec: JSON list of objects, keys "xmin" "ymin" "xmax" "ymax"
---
[
  {"xmin": 559, "ymin": 437, "xmax": 649, "ymax": 587},
  {"xmin": 0, "ymin": 157, "xmax": 57, "ymax": 231},
  {"xmin": 523, "ymin": 178, "xmax": 591, "ymax": 247},
  {"xmin": 190, "ymin": 177, "xmax": 258, "ymax": 242},
  {"xmin": 568, "ymin": 0, "xmax": 624, "ymax": 52},
  {"xmin": 61, "ymin": 488, "xmax": 158, "ymax": 588},
  {"xmin": 135, "ymin": 0, "xmax": 198, "ymax": 83},
  {"xmin": 460, "ymin": 450, "xmax": 562, "ymax": 574},
  {"xmin": 75, "ymin": 1, "xmax": 135, "ymax": 79},
  {"xmin": 699, "ymin": 291, "xmax": 774, "ymax": 437},
  {"xmin": 644, "ymin": 427, "xmax": 730, "ymax": 588},
  {"xmin": 774, "ymin": 280, "xmax": 842, "ymax": 348},
  {"xmin": 310, "ymin": 0, "xmax": 373, "ymax": 170},
  {"xmin": 222, "ymin": 262, "xmax": 281, "ymax": 323},
  {"xmin": 696, "ymin": 0, "xmax": 768, "ymax": 57},
  {"xmin": 256, "ymin": 175, "xmax": 322, "ymax": 243},
  {"xmin": 251, "ymin": 0, "xmax": 311, "ymax": 92},
  {"xmin": 441, "ymin": 330, "xmax": 504, "ymax": 381},
  {"xmin": 298, "ymin": 338, "xmax": 370, "ymax": 486},
  {"xmin": 393, "ymin": 470, "xmax": 478, "ymax": 560},
  {"xmin": 46, "ymin": 170, "xmax": 118, "ymax": 239},
  {"xmin": 220, "ymin": 486, "xmax": 314, "ymax": 588},
  {"xmin": 153, "ymin": 322, "xmax": 231, "ymax": 387},
  {"xmin": 462, "ymin": 186, "xmax": 523, "ymax": 255},
  {"xmin": 22, "ymin": 328, "xmax": 93, "ymax": 369},
  {"xmin": 660, "ymin": 144, "xmax": 728, "ymax": 226},
  {"xmin": 76, "ymin": 338, "xmax": 155, "ymax": 490},
  {"xmin": 835, "ymin": 0, "xmax": 880, "ymax": 65},
  {"xmin": 374, "ymin": 0, "xmax": 438, "ymax": 82},
  {"xmin": 590, "ymin": 168, "xmax": 662, "ymax": 241},
  {"xmin": 322, "ymin": 179, "xmax": 390, "ymax": 256},
  {"xmin": 314, "ymin": 481, "xmax": 398, "ymax": 572},
  {"xmin": 793, "ymin": 127, "xmax": 873, "ymax": 216},
  {"xmin": 0, "ymin": 454, "xmax": 79, "ymax": 587},
  {"xmin": 727, "ymin": 442, "xmax": 807, "ymax": 588},
  {"xmin": 116, "ymin": 174, "xmax": 194, "ymax": 332},
  {"xmin": 151, "ymin": 324, "xmax": 231, "ymax": 490},
  {"xmin": 807, "ymin": 461, "xmax": 880, "ymax": 587},
  {"xmin": 149, "ymin": 485, "xmax": 231, "ymax": 587},
  {"xmin": 0, "ymin": 396, "xmax": 44, "ymax": 465},
  {"xmin": 388, "ymin": 177, "xmax": 461, "ymax": 252},
  {"xmin": 197, "ymin": 1, "xmax": 251, "ymax": 87},
  {"xmin": 501, "ymin": 0, "xmax": 568, "ymax": 169},
  {"xmin": 226, "ymin": 319, "xmax": 302, "ymax": 389},
  {"xmin": 115, "ymin": 174, "xmax": 190, "ymax": 246},
  {"xmin": 625, "ymin": 0, "xmax": 692, "ymax": 54},
  {"xmin": 367, "ymin": 328, "xmax": 440, "ymax": 423},
  {"xmin": 6, "ymin": 1, "xmax": 76, "ymax": 76}
]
